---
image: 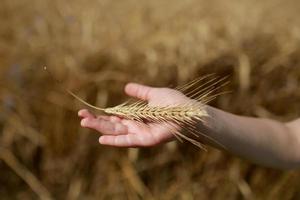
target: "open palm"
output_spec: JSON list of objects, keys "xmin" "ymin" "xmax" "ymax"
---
[{"xmin": 78, "ymin": 83, "xmax": 192, "ymax": 147}]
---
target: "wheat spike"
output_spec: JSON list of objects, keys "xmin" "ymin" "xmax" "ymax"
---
[{"xmin": 44, "ymin": 66, "xmax": 228, "ymax": 149}]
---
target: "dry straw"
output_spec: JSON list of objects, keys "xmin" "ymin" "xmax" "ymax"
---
[{"xmin": 44, "ymin": 67, "xmax": 228, "ymax": 149}]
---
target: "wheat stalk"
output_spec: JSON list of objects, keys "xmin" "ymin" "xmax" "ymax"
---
[{"xmin": 44, "ymin": 67, "xmax": 228, "ymax": 149}]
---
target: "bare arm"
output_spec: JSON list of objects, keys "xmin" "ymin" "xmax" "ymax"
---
[
  {"xmin": 199, "ymin": 106, "xmax": 300, "ymax": 169},
  {"xmin": 78, "ymin": 83, "xmax": 300, "ymax": 169}
]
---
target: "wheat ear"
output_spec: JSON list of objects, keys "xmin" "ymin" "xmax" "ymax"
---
[{"xmin": 44, "ymin": 67, "xmax": 228, "ymax": 149}]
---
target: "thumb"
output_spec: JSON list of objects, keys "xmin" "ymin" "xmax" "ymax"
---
[{"xmin": 124, "ymin": 83, "xmax": 156, "ymax": 101}]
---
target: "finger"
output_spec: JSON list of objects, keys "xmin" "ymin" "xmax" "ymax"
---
[
  {"xmin": 109, "ymin": 116, "xmax": 122, "ymax": 123},
  {"xmin": 96, "ymin": 115, "xmax": 122, "ymax": 123},
  {"xmin": 99, "ymin": 134, "xmax": 141, "ymax": 147},
  {"xmin": 81, "ymin": 118, "xmax": 128, "ymax": 135},
  {"xmin": 125, "ymin": 83, "xmax": 156, "ymax": 101},
  {"xmin": 78, "ymin": 109, "xmax": 95, "ymax": 118},
  {"xmin": 96, "ymin": 115, "xmax": 111, "ymax": 121},
  {"xmin": 94, "ymin": 115, "xmax": 122, "ymax": 122}
]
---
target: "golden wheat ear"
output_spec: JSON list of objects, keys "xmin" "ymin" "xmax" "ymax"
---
[{"xmin": 44, "ymin": 66, "xmax": 228, "ymax": 149}]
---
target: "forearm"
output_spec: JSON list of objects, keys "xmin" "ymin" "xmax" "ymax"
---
[{"xmin": 197, "ymin": 106, "xmax": 300, "ymax": 169}]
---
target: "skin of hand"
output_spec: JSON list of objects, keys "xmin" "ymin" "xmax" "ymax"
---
[
  {"xmin": 78, "ymin": 83, "xmax": 192, "ymax": 147},
  {"xmin": 78, "ymin": 82, "xmax": 300, "ymax": 169}
]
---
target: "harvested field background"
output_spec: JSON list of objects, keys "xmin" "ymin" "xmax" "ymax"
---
[{"xmin": 1, "ymin": 0, "xmax": 300, "ymax": 199}]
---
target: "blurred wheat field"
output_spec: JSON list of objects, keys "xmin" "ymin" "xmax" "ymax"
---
[{"xmin": 1, "ymin": 0, "xmax": 300, "ymax": 199}]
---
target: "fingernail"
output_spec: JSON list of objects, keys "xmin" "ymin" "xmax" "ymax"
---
[
  {"xmin": 78, "ymin": 110, "xmax": 85, "ymax": 117},
  {"xmin": 99, "ymin": 137, "xmax": 104, "ymax": 144},
  {"xmin": 81, "ymin": 119, "xmax": 88, "ymax": 127}
]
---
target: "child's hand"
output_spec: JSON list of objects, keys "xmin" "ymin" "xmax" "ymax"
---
[{"xmin": 78, "ymin": 83, "xmax": 191, "ymax": 147}]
